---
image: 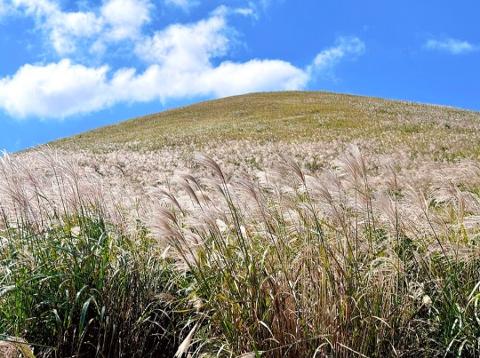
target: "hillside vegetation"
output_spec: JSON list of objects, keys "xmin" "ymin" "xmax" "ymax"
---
[
  {"xmin": 55, "ymin": 91, "xmax": 480, "ymax": 160},
  {"xmin": 1, "ymin": 92, "xmax": 480, "ymax": 357}
]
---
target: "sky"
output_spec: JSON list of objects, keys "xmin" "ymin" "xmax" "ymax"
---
[{"xmin": 0, "ymin": 0, "xmax": 479, "ymax": 152}]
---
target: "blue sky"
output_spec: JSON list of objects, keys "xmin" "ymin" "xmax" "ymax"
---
[{"xmin": 0, "ymin": 0, "xmax": 479, "ymax": 152}]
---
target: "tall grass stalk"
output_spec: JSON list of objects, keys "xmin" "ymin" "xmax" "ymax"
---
[
  {"xmin": 160, "ymin": 149, "xmax": 480, "ymax": 357},
  {"xmin": 1, "ymin": 147, "xmax": 479, "ymax": 357}
]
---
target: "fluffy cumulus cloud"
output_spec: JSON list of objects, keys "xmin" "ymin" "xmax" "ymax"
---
[
  {"xmin": 11, "ymin": 0, "xmax": 100, "ymax": 54},
  {"xmin": 0, "ymin": 60, "xmax": 111, "ymax": 117},
  {"xmin": 101, "ymin": 0, "xmax": 151, "ymax": 41},
  {"xmin": 198, "ymin": 60, "xmax": 308, "ymax": 97},
  {"xmin": 9, "ymin": 0, "xmax": 151, "ymax": 54},
  {"xmin": 0, "ymin": 2, "xmax": 365, "ymax": 119},
  {"xmin": 135, "ymin": 14, "xmax": 229, "ymax": 69},
  {"xmin": 425, "ymin": 38, "xmax": 477, "ymax": 55}
]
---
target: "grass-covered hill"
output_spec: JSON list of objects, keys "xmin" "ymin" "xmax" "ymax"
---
[
  {"xmin": 2, "ymin": 91, "xmax": 480, "ymax": 357},
  {"xmin": 55, "ymin": 91, "xmax": 480, "ymax": 160}
]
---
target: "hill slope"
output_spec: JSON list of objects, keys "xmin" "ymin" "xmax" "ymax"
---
[
  {"xmin": 4, "ymin": 94, "xmax": 480, "ymax": 357},
  {"xmin": 55, "ymin": 91, "xmax": 480, "ymax": 160}
]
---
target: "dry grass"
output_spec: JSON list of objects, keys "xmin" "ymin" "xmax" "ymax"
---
[
  {"xmin": 53, "ymin": 91, "xmax": 480, "ymax": 160},
  {"xmin": 1, "ymin": 92, "xmax": 480, "ymax": 357},
  {"xmin": 157, "ymin": 147, "xmax": 480, "ymax": 356}
]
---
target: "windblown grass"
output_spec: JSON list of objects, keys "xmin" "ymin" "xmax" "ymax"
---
[
  {"xmin": 0, "ymin": 211, "xmax": 194, "ymax": 357},
  {"xmin": 157, "ymin": 149, "xmax": 480, "ymax": 357},
  {"xmin": 0, "ymin": 155, "xmax": 195, "ymax": 357},
  {"xmin": 2, "ymin": 92, "xmax": 480, "ymax": 357}
]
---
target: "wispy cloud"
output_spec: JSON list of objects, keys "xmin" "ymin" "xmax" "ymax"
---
[
  {"xmin": 0, "ymin": 0, "xmax": 8, "ymax": 16},
  {"xmin": 425, "ymin": 38, "xmax": 477, "ymax": 55},
  {"xmin": 233, "ymin": 7, "xmax": 256, "ymax": 17},
  {"xmin": 308, "ymin": 36, "xmax": 365, "ymax": 75},
  {"xmin": 164, "ymin": 0, "xmax": 198, "ymax": 12}
]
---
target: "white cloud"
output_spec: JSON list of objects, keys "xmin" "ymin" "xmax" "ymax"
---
[
  {"xmin": 10, "ymin": 0, "xmax": 152, "ymax": 54},
  {"xmin": 101, "ymin": 0, "xmax": 152, "ymax": 41},
  {"xmin": 308, "ymin": 36, "xmax": 365, "ymax": 75},
  {"xmin": 0, "ymin": 8, "xmax": 365, "ymax": 119},
  {"xmin": 107, "ymin": 59, "xmax": 308, "ymax": 103},
  {"xmin": 50, "ymin": 11, "xmax": 103, "ymax": 54},
  {"xmin": 234, "ymin": 7, "xmax": 256, "ymax": 17},
  {"xmin": 135, "ymin": 14, "xmax": 229, "ymax": 69},
  {"xmin": 197, "ymin": 60, "xmax": 308, "ymax": 97},
  {"xmin": 0, "ymin": 60, "xmax": 111, "ymax": 118},
  {"xmin": 8, "ymin": 1, "xmax": 253, "ymax": 56},
  {"xmin": 425, "ymin": 38, "xmax": 477, "ymax": 55},
  {"xmin": 11, "ymin": 0, "xmax": 103, "ymax": 54},
  {"xmin": 0, "ymin": 59, "xmax": 308, "ymax": 119}
]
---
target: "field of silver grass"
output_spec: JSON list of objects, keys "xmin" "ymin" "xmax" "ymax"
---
[{"xmin": 1, "ymin": 144, "xmax": 480, "ymax": 357}]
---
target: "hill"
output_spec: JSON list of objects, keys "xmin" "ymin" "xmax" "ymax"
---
[
  {"xmin": 2, "ymin": 91, "xmax": 480, "ymax": 357},
  {"xmin": 54, "ymin": 91, "xmax": 480, "ymax": 161}
]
